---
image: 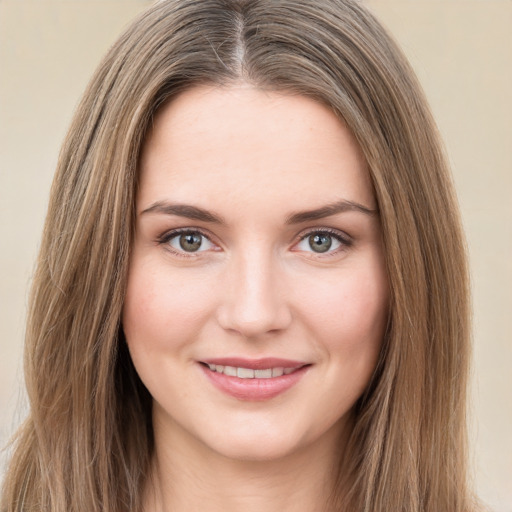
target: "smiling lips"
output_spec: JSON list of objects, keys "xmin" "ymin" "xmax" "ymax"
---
[
  {"xmin": 207, "ymin": 364, "xmax": 296, "ymax": 378},
  {"xmin": 200, "ymin": 358, "xmax": 310, "ymax": 400}
]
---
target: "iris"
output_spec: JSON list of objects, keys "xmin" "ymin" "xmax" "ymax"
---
[{"xmin": 308, "ymin": 233, "xmax": 332, "ymax": 253}]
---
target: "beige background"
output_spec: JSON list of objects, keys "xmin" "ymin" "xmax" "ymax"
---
[{"xmin": 0, "ymin": 1, "xmax": 510, "ymax": 510}]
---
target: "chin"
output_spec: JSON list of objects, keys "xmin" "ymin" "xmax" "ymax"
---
[
  {"xmin": 208, "ymin": 433, "xmax": 308, "ymax": 463},
  {"xmin": 192, "ymin": 411, "xmax": 348, "ymax": 465}
]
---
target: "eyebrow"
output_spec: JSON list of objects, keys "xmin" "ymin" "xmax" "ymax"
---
[
  {"xmin": 285, "ymin": 199, "xmax": 377, "ymax": 224},
  {"xmin": 140, "ymin": 199, "xmax": 377, "ymax": 224},
  {"xmin": 141, "ymin": 201, "xmax": 225, "ymax": 223}
]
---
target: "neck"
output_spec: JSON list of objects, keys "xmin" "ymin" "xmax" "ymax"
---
[{"xmin": 143, "ymin": 414, "xmax": 351, "ymax": 512}]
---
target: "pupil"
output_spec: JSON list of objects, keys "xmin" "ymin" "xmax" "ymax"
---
[
  {"xmin": 309, "ymin": 233, "xmax": 332, "ymax": 253},
  {"xmin": 179, "ymin": 233, "xmax": 202, "ymax": 252}
]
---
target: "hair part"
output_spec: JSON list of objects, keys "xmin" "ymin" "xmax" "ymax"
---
[{"xmin": 2, "ymin": 1, "xmax": 477, "ymax": 511}]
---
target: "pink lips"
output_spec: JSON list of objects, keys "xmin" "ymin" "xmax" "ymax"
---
[{"xmin": 199, "ymin": 357, "xmax": 310, "ymax": 401}]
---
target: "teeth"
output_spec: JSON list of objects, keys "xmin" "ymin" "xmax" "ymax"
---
[
  {"xmin": 254, "ymin": 369, "xmax": 272, "ymax": 378},
  {"xmin": 272, "ymin": 367, "xmax": 284, "ymax": 377},
  {"xmin": 223, "ymin": 366, "xmax": 237, "ymax": 377},
  {"xmin": 237, "ymin": 367, "xmax": 255, "ymax": 378},
  {"xmin": 206, "ymin": 364, "xmax": 297, "ymax": 379}
]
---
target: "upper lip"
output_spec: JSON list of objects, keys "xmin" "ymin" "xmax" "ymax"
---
[{"xmin": 200, "ymin": 357, "xmax": 308, "ymax": 370}]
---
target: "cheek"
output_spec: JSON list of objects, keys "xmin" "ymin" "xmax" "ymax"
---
[
  {"xmin": 307, "ymin": 272, "xmax": 387, "ymax": 334},
  {"xmin": 122, "ymin": 258, "xmax": 217, "ymax": 352},
  {"xmin": 287, "ymin": 263, "xmax": 388, "ymax": 437},
  {"xmin": 297, "ymin": 262, "xmax": 389, "ymax": 366}
]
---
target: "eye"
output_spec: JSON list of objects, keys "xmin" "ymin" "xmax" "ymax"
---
[
  {"xmin": 161, "ymin": 230, "xmax": 215, "ymax": 254},
  {"xmin": 294, "ymin": 230, "xmax": 350, "ymax": 255}
]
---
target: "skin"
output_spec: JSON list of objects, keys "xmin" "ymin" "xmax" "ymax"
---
[{"xmin": 123, "ymin": 84, "xmax": 389, "ymax": 512}]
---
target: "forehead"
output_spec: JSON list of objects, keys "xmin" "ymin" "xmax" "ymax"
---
[{"xmin": 138, "ymin": 85, "xmax": 375, "ymax": 214}]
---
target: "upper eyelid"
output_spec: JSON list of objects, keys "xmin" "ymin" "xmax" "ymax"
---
[{"xmin": 295, "ymin": 226, "xmax": 351, "ymax": 242}]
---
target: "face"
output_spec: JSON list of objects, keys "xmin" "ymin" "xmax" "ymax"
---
[{"xmin": 123, "ymin": 85, "xmax": 389, "ymax": 462}]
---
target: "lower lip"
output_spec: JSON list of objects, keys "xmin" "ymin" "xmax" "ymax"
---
[{"xmin": 200, "ymin": 364, "xmax": 309, "ymax": 401}]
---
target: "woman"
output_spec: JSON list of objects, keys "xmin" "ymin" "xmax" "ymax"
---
[{"xmin": 1, "ymin": 0, "xmax": 481, "ymax": 511}]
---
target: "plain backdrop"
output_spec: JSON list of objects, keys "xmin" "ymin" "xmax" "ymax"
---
[{"xmin": 0, "ymin": 1, "xmax": 510, "ymax": 510}]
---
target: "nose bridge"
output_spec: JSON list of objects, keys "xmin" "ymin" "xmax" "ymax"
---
[{"xmin": 217, "ymin": 244, "xmax": 291, "ymax": 338}]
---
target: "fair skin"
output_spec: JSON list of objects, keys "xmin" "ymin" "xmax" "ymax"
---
[{"xmin": 123, "ymin": 84, "xmax": 389, "ymax": 512}]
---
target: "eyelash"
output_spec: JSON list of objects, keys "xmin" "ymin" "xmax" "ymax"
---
[
  {"xmin": 156, "ymin": 227, "xmax": 352, "ymax": 259},
  {"xmin": 295, "ymin": 228, "xmax": 353, "ymax": 258},
  {"xmin": 156, "ymin": 227, "xmax": 216, "ymax": 258}
]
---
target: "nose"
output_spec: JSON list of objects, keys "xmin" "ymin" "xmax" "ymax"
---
[{"xmin": 216, "ymin": 250, "xmax": 292, "ymax": 339}]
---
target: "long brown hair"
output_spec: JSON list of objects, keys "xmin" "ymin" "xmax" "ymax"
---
[{"xmin": 2, "ymin": 1, "xmax": 478, "ymax": 511}]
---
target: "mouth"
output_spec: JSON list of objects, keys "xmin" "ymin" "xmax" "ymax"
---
[
  {"xmin": 198, "ymin": 358, "xmax": 311, "ymax": 400},
  {"xmin": 201, "ymin": 363, "xmax": 300, "ymax": 379}
]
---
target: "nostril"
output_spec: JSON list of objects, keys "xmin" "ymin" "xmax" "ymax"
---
[{"xmin": 216, "ymin": 302, "xmax": 292, "ymax": 338}]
